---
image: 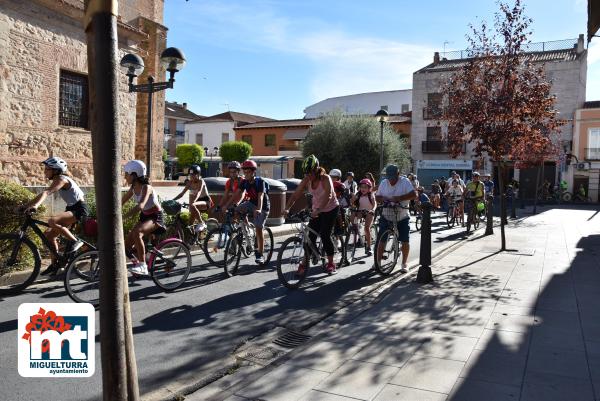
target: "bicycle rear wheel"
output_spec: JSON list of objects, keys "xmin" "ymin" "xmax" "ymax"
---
[
  {"xmin": 374, "ymin": 229, "xmax": 399, "ymax": 276},
  {"xmin": 277, "ymin": 236, "xmax": 308, "ymax": 289},
  {"xmin": 447, "ymin": 207, "xmax": 455, "ymax": 228},
  {"xmin": 255, "ymin": 227, "xmax": 274, "ymax": 265},
  {"xmin": 223, "ymin": 233, "xmax": 242, "ymax": 277},
  {"xmin": 150, "ymin": 239, "xmax": 191, "ymax": 291},
  {"xmin": 344, "ymin": 225, "xmax": 359, "ymax": 263},
  {"xmin": 0, "ymin": 234, "xmax": 41, "ymax": 295},
  {"xmin": 64, "ymin": 249, "xmax": 100, "ymax": 306},
  {"xmin": 203, "ymin": 227, "xmax": 229, "ymax": 267}
]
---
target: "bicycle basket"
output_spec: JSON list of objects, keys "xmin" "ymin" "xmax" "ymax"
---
[
  {"xmin": 381, "ymin": 206, "xmax": 405, "ymax": 222},
  {"xmin": 162, "ymin": 200, "xmax": 182, "ymax": 216}
]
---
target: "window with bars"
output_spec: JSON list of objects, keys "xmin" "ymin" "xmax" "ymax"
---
[
  {"xmin": 242, "ymin": 135, "xmax": 252, "ymax": 145},
  {"xmin": 265, "ymin": 134, "xmax": 276, "ymax": 147},
  {"xmin": 59, "ymin": 70, "xmax": 89, "ymax": 128},
  {"xmin": 222, "ymin": 132, "xmax": 229, "ymax": 143}
]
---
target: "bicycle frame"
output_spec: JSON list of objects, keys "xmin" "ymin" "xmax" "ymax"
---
[
  {"xmin": 293, "ymin": 216, "xmax": 328, "ymax": 264},
  {"xmin": 13, "ymin": 215, "xmax": 62, "ymax": 262}
]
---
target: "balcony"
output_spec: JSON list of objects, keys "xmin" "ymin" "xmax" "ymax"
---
[
  {"xmin": 422, "ymin": 106, "xmax": 443, "ymax": 120},
  {"xmin": 421, "ymin": 141, "xmax": 466, "ymax": 153},
  {"xmin": 585, "ymin": 148, "xmax": 600, "ymax": 161}
]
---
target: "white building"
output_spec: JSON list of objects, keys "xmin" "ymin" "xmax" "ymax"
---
[
  {"xmin": 185, "ymin": 111, "xmax": 274, "ymax": 154},
  {"xmin": 164, "ymin": 101, "xmax": 203, "ymax": 156},
  {"xmin": 304, "ymin": 89, "xmax": 412, "ymax": 118}
]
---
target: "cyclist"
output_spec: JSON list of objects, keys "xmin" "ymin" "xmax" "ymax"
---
[
  {"xmin": 364, "ymin": 172, "xmax": 378, "ymax": 192},
  {"xmin": 224, "ymin": 160, "xmax": 270, "ymax": 264},
  {"xmin": 483, "ymin": 174, "xmax": 495, "ymax": 197},
  {"xmin": 464, "ymin": 172, "xmax": 485, "ymax": 222},
  {"xmin": 216, "ymin": 161, "xmax": 245, "ymax": 213},
  {"xmin": 375, "ymin": 164, "xmax": 417, "ymax": 273},
  {"xmin": 20, "ymin": 157, "xmax": 89, "ymax": 275},
  {"xmin": 330, "ymin": 168, "xmax": 349, "ymax": 240},
  {"xmin": 344, "ymin": 171, "xmax": 358, "ymax": 195},
  {"xmin": 446, "ymin": 179, "xmax": 464, "ymax": 225},
  {"xmin": 430, "ymin": 180, "xmax": 442, "ymax": 209},
  {"xmin": 122, "ymin": 160, "xmax": 165, "ymax": 275},
  {"xmin": 350, "ymin": 178, "xmax": 377, "ymax": 256},
  {"xmin": 284, "ymin": 155, "xmax": 339, "ymax": 275},
  {"xmin": 172, "ymin": 164, "xmax": 212, "ymax": 233}
]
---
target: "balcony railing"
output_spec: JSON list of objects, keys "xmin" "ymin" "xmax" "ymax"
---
[
  {"xmin": 423, "ymin": 106, "xmax": 443, "ymax": 120},
  {"xmin": 422, "ymin": 141, "xmax": 466, "ymax": 153},
  {"xmin": 585, "ymin": 148, "xmax": 600, "ymax": 161}
]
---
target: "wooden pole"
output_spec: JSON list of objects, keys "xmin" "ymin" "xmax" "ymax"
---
[{"xmin": 84, "ymin": 1, "xmax": 140, "ymax": 399}]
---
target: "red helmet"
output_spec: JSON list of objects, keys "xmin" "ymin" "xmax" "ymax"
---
[
  {"xmin": 241, "ymin": 160, "xmax": 257, "ymax": 170},
  {"xmin": 359, "ymin": 178, "xmax": 373, "ymax": 187},
  {"xmin": 333, "ymin": 180, "xmax": 345, "ymax": 194}
]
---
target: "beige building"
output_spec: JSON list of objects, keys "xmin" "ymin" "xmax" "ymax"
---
[
  {"xmin": 572, "ymin": 101, "xmax": 600, "ymax": 202},
  {"xmin": 0, "ymin": 0, "xmax": 167, "ymax": 185}
]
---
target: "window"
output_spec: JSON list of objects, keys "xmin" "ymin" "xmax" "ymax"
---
[
  {"xmin": 242, "ymin": 135, "xmax": 252, "ymax": 145},
  {"xmin": 426, "ymin": 126, "xmax": 442, "ymax": 141},
  {"xmin": 427, "ymin": 93, "xmax": 442, "ymax": 109},
  {"xmin": 401, "ymin": 104, "xmax": 409, "ymax": 113},
  {"xmin": 589, "ymin": 128, "xmax": 600, "ymax": 159},
  {"xmin": 221, "ymin": 133, "xmax": 229, "ymax": 144},
  {"xmin": 265, "ymin": 134, "xmax": 276, "ymax": 147},
  {"xmin": 195, "ymin": 133, "xmax": 203, "ymax": 145},
  {"xmin": 59, "ymin": 70, "xmax": 89, "ymax": 128}
]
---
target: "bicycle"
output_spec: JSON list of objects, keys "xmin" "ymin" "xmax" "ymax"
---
[
  {"xmin": 276, "ymin": 208, "xmax": 346, "ymax": 289},
  {"xmin": 446, "ymin": 198, "xmax": 464, "ymax": 228},
  {"xmin": 373, "ymin": 203, "xmax": 410, "ymax": 276},
  {"xmin": 203, "ymin": 207, "xmax": 256, "ymax": 268},
  {"xmin": 0, "ymin": 209, "xmax": 96, "ymax": 295},
  {"xmin": 64, "ymin": 232, "xmax": 192, "ymax": 307},
  {"xmin": 465, "ymin": 197, "xmax": 484, "ymax": 233},
  {"xmin": 344, "ymin": 208, "xmax": 377, "ymax": 263},
  {"xmin": 222, "ymin": 209, "xmax": 274, "ymax": 277},
  {"xmin": 162, "ymin": 200, "xmax": 218, "ymax": 246}
]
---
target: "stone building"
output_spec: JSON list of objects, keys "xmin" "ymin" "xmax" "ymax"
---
[
  {"xmin": 411, "ymin": 36, "xmax": 587, "ymax": 192},
  {"xmin": 0, "ymin": 0, "xmax": 167, "ymax": 185}
]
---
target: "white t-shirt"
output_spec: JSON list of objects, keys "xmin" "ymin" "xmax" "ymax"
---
[
  {"xmin": 376, "ymin": 177, "xmax": 415, "ymax": 221},
  {"xmin": 344, "ymin": 179, "xmax": 357, "ymax": 194},
  {"xmin": 447, "ymin": 176, "xmax": 465, "ymax": 188}
]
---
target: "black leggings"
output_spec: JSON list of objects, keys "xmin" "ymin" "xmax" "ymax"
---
[{"xmin": 308, "ymin": 206, "xmax": 339, "ymax": 257}]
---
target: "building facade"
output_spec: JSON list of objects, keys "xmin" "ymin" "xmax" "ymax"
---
[
  {"xmin": 572, "ymin": 101, "xmax": 600, "ymax": 201},
  {"xmin": 164, "ymin": 101, "xmax": 202, "ymax": 156},
  {"xmin": 411, "ymin": 36, "xmax": 587, "ymax": 190},
  {"xmin": 0, "ymin": 0, "xmax": 167, "ymax": 185},
  {"xmin": 304, "ymin": 89, "xmax": 412, "ymax": 119}
]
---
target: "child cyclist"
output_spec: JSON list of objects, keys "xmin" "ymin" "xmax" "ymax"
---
[
  {"xmin": 21, "ymin": 157, "xmax": 89, "ymax": 275},
  {"xmin": 216, "ymin": 161, "xmax": 246, "ymax": 212},
  {"xmin": 172, "ymin": 164, "xmax": 212, "ymax": 233},
  {"xmin": 122, "ymin": 160, "xmax": 165, "ymax": 275},
  {"xmin": 350, "ymin": 178, "xmax": 377, "ymax": 256}
]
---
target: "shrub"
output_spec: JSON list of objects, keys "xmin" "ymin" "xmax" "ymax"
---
[
  {"xmin": 176, "ymin": 144, "xmax": 204, "ymax": 169},
  {"xmin": 0, "ymin": 179, "xmax": 47, "ymax": 232},
  {"xmin": 219, "ymin": 141, "xmax": 252, "ymax": 162},
  {"xmin": 84, "ymin": 189, "xmax": 139, "ymax": 235}
]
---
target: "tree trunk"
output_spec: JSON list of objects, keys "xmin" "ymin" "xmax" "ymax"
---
[
  {"xmin": 84, "ymin": 1, "xmax": 140, "ymax": 400},
  {"xmin": 498, "ymin": 163, "xmax": 507, "ymax": 251},
  {"xmin": 533, "ymin": 162, "xmax": 541, "ymax": 215}
]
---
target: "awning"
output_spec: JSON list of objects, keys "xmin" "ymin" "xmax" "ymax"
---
[{"xmin": 283, "ymin": 129, "xmax": 308, "ymax": 140}]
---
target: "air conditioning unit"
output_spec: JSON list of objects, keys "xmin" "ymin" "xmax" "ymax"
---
[{"xmin": 576, "ymin": 162, "xmax": 587, "ymax": 170}]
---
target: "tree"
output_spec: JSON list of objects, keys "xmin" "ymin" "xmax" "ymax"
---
[
  {"xmin": 219, "ymin": 140, "xmax": 252, "ymax": 162},
  {"xmin": 441, "ymin": 0, "xmax": 564, "ymax": 250},
  {"xmin": 302, "ymin": 112, "xmax": 410, "ymax": 179},
  {"xmin": 176, "ymin": 143, "xmax": 204, "ymax": 169}
]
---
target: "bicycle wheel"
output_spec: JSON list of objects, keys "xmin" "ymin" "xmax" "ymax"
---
[
  {"xmin": 447, "ymin": 207, "xmax": 455, "ymax": 228},
  {"xmin": 223, "ymin": 232, "xmax": 242, "ymax": 277},
  {"xmin": 64, "ymin": 250, "xmax": 100, "ymax": 306},
  {"xmin": 466, "ymin": 209, "xmax": 473, "ymax": 233},
  {"xmin": 203, "ymin": 227, "xmax": 230, "ymax": 267},
  {"xmin": 562, "ymin": 192, "xmax": 572, "ymax": 202},
  {"xmin": 473, "ymin": 211, "xmax": 480, "ymax": 230},
  {"xmin": 374, "ymin": 229, "xmax": 399, "ymax": 276},
  {"xmin": 276, "ymin": 236, "xmax": 309, "ymax": 289},
  {"xmin": 415, "ymin": 216, "xmax": 421, "ymax": 231},
  {"xmin": 344, "ymin": 225, "xmax": 359, "ymax": 263},
  {"xmin": 165, "ymin": 221, "xmax": 184, "ymax": 241},
  {"xmin": 254, "ymin": 227, "xmax": 274, "ymax": 265},
  {"xmin": 150, "ymin": 239, "xmax": 191, "ymax": 291},
  {"xmin": 0, "ymin": 234, "xmax": 41, "ymax": 295}
]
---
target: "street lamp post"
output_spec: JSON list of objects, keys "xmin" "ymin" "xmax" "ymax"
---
[
  {"xmin": 375, "ymin": 108, "xmax": 389, "ymax": 177},
  {"xmin": 120, "ymin": 47, "xmax": 186, "ymax": 179}
]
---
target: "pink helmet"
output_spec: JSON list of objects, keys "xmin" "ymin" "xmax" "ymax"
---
[{"xmin": 359, "ymin": 178, "xmax": 373, "ymax": 187}]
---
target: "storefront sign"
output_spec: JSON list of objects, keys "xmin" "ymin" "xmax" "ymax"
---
[{"xmin": 416, "ymin": 160, "xmax": 473, "ymax": 170}]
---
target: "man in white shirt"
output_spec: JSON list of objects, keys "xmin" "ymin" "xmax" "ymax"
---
[
  {"xmin": 376, "ymin": 164, "xmax": 418, "ymax": 273},
  {"xmin": 344, "ymin": 172, "xmax": 357, "ymax": 195},
  {"xmin": 447, "ymin": 172, "xmax": 465, "ymax": 189}
]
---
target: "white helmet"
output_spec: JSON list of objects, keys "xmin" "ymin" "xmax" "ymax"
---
[
  {"xmin": 329, "ymin": 168, "xmax": 342, "ymax": 178},
  {"xmin": 41, "ymin": 157, "xmax": 67, "ymax": 173},
  {"xmin": 124, "ymin": 160, "xmax": 146, "ymax": 177}
]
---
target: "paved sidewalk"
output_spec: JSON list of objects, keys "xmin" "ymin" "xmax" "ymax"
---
[{"xmin": 192, "ymin": 207, "xmax": 600, "ymax": 401}]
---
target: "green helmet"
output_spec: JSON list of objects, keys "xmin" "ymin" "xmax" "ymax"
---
[{"xmin": 302, "ymin": 154, "xmax": 319, "ymax": 174}]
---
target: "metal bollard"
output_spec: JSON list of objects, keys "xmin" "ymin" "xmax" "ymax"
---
[
  {"xmin": 485, "ymin": 194, "xmax": 494, "ymax": 235},
  {"xmin": 416, "ymin": 202, "xmax": 433, "ymax": 284}
]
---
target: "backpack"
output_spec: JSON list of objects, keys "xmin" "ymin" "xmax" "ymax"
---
[{"xmin": 253, "ymin": 177, "xmax": 270, "ymax": 194}]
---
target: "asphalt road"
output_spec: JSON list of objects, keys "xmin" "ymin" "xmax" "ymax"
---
[{"xmin": 0, "ymin": 212, "xmax": 472, "ymax": 401}]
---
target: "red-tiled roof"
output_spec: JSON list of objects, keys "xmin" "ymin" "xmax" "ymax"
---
[
  {"xmin": 235, "ymin": 118, "xmax": 319, "ymax": 129},
  {"xmin": 194, "ymin": 111, "xmax": 275, "ymax": 125},
  {"xmin": 165, "ymin": 101, "xmax": 203, "ymax": 120}
]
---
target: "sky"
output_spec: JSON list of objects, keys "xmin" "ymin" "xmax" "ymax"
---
[{"xmin": 163, "ymin": 0, "xmax": 600, "ymax": 120}]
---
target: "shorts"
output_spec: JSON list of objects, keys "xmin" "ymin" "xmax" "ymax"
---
[
  {"xmin": 65, "ymin": 201, "xmax": 90, "ymax": 223},
  {"xmin": 377, "ymin": 217, "xmax": 410, "ymax": 243},
  {"xmin": 236, "ymin": 201, "xmax": 269, "ymax": 229},
  {"xmin": 192, "ymin": 195, "xmax": 214, "ymax": 208},
  {"xmin": 139, "ymin": 210, "xmax": 166, "ymax": 234}
]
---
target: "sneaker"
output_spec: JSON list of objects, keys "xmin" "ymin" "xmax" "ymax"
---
[
  {"xmin": 195, "ymin": 222, "xmax": 207, "ymax": 233},
  {"xmin": 255, "ymin": 251, "xmax": 264, "ymax": 265},
  {"xmin": 295, "ymin": 262, "xmax": 306, "ymax": 277},
  {"xmin": 130, "ymin": 262, "xmax": 149, "ymax": 276},
  {"xmin": 400, "ymin": 263, "xmax": 409, "ymax": 273},
  {"xmin": 326, "ymin": 262, "xmax": 337, "ymax": 275},
  {"xmin": 65, "ymin": 239, "xmax": 84, "ymax": 254},
  {"xmin": 41, "ymin": 263, "xmax": 60, "ymax": 276}
]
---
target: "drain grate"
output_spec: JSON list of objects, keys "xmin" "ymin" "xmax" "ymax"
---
[{"xmin": 272, "ymin": 330, "xmax": 312, "ymax": 349}]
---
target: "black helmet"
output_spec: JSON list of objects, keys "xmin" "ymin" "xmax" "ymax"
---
[{"xmin": 188, "ymin": 164, "xmax": 201, "ymax": 175}]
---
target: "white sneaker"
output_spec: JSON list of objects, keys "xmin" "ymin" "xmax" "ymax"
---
[
  {"xmin": 400, "ymin": 263, "xmax": 409, "ymax": 273},
  {"xmin": 130, "ymin": 262, "xmax": 149, "ymax": 276},
  {"xmin": 195, "ymin": 222, "xmax": 207, "ymax": 233}
]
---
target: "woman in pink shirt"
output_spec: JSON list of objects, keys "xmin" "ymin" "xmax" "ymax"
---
[{"xmin": 284, "ymin": 155, "xmax": 340, "ymax": 274}]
